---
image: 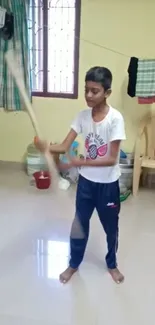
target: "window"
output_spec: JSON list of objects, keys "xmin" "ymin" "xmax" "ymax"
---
[{"xmin": 28, "ymin": 0, "xmax": 81, "ymax": 98}]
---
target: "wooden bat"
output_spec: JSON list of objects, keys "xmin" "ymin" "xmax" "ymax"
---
[
  {"xmin": 5, "ymin": 50, "xmax": 59, "ymax": 189},
  {"xmin": 5, "ymin": 50, "xmax": 84, "ymax": 238}
]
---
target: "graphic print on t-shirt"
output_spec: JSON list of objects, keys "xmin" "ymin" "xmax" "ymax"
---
[{"xmin": 85, "ymin": 132, "xmax": 107, "ymax": 160}]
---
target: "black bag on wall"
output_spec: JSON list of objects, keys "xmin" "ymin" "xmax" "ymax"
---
[{"xmin": 0, "ymin": 12, "xmax": 14, "ymax": 40}]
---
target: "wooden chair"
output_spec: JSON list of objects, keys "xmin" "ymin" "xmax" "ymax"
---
[{"xmin": 133, "ymin": 113, "xmax": 155, "ymax": 196}]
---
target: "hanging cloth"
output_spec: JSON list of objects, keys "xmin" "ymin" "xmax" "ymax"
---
[
  {"xmin": 1, "ymin": 12, "xmax": 14, "ymax": 40},
  {"xmin": 0, "ymin": 6, "xmax": 6, "ymax": 28},
  {"xmin": 127, "ymin": 57, "xmax": 138, "ymax": 97},
  {"xmin": 0, "ymin": 0, "xmax": 31, "ymax": 111},
  {"xmin": 136, "ymin": 59, "xmax": 155, "ymax": 97}
]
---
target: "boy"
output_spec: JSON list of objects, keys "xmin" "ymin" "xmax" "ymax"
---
[{"xmin": 37, "ymin": 66, "xmax": 126, "ymax": 284}]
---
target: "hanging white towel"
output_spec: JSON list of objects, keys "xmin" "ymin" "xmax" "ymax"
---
[{"xmin": 0, "ymin": 6, "xmax": 6, "ymax": 28}]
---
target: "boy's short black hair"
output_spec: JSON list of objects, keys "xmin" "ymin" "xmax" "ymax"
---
[{"xmin": 85, "ymin": 66, "xmax": 112, "ymax": 91}]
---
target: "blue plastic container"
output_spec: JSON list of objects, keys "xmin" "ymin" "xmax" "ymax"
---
[
  {"xmin": 61, "ymin": 141, "xmax": 79, "ymax": 163},
  {"xmin": 120, "ymin": 150, "xmax": 127, "ymax": 159}
]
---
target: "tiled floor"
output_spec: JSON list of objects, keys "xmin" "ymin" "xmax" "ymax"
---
[{"xmin": 0, "ymin": 167, "xmax": 154, "ymax": 324}]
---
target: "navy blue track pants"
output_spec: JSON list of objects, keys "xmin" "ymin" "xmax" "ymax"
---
[{"xmin": 69, "ymin": 175, "xmax": 120, "ymax": 269}]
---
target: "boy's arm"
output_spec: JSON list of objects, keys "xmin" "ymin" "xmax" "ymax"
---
[
  {"xmin": 35, "ymin": 112, "xmax": 82, "ymax": 154},
  {"xmin": 70, "ymin": 140, "xmax": 121, "ymax": 167},
  {"xmin": 50, "ymin": 129, "xmax": 77, "ymax": 154},
  {"xmin": 82, "ymin": 140, "xmax": 121, "ymax": 167},
  {"xmin": 50, "ymin": 111, "xmax": 82, "ymax": 154},
  {"xmin": 69, "ymin": 113, "xmax": 126, "ymax": 168}
]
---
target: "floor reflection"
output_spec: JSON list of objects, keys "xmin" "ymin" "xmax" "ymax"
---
[{"xmin": 35, "ymin": 239, "xmax": 69, "ymax": 279}]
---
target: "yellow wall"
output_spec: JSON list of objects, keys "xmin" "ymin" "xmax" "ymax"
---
[{"xmin": 0, "ymin": 0, "xmax": 155, "ymax": 162}]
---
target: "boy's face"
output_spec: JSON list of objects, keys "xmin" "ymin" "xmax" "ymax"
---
[{"xmin": 85, "ymin": 81, "xmax": 111, "ymax": 108}]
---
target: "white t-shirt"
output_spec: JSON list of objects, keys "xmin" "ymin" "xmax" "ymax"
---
[{"xmin": 71, "ymin": 107, "xmax": 126, "ymax": 183}]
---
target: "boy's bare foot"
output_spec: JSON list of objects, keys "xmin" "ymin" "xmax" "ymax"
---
[
  {"xmin": 108, "ymin": 268, "xmax": 124, "ymax": 284},
  {"xmin": 59, "ymin": 267, "xmax": 78, "ymax": 284}
]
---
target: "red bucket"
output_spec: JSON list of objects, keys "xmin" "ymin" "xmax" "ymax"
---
[{"xmin": 33, "ymin": 171, "xmax": 51, "ymax": 189}]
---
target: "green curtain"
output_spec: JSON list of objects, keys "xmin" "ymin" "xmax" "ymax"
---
[{"xmin": 0, "ymin": 0, "xmax": 31, "ymax": 110}]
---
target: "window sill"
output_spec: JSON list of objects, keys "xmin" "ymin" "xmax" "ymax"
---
[{"xmin": 32, "ymin": 92, "xmax": 78, "ymax": 100}]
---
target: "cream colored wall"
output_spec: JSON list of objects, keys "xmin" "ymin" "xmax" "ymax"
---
[{"xmin": 0, "ymin": 0, "xmax": 155, "ymax": 162}]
